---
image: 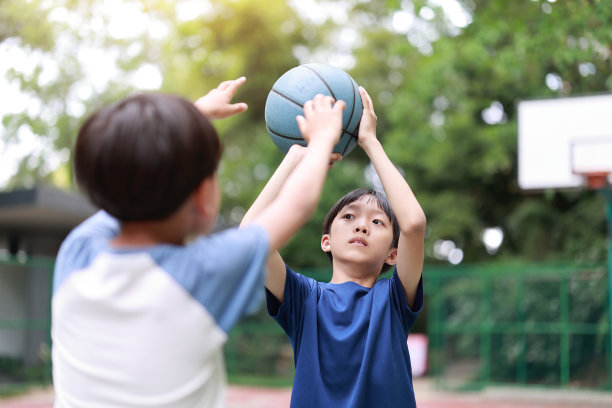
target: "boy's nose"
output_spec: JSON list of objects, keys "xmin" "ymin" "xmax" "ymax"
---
[{"xmin": 354, "ymin": 224, "xmax": 368, "ymax": 233}]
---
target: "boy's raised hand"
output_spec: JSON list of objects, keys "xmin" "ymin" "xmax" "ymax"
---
[
  {"xmin": 296, "ymin": 94, "xmax": 345, "ymax": 148},
  {"xmin": 357, "ymin": 86, "xmax": 378, "ymax": 147},
  {"xmin": 194, "ymin": 76, "xmax": 248, "ymax": 119}
]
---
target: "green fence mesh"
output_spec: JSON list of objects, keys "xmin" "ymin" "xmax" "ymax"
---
[
  {"xmin": 0, "ymin": 255, "xmax": 54, "ymax": 392},
  {"xmin": 0, "ymin": 260, "xmax": 609, "ymax": 392},
  {"xmin": 426, "ymin": 262, "xmax": 610, "ymax": 390}
]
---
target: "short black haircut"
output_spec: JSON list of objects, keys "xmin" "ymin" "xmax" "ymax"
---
[
  {"xmin": 322, "ymin": 188, "xmax": 400, "ymax": 274},
  {"xmin": 74, "ymin": 93, "xmax": 221, "ymax": 221}
]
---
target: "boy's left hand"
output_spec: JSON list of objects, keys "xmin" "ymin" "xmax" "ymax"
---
[
  {"xmin": 195, "ymin": 76, "xmax": 248, "ymax": 119},
  {"xmin": 357, "ymin": 86, "xmax": 378, "ymax": 146},
  {"xmin": 288, "ymin": 144, "xmax": 341, "ymax": 169},
  {"xmin": 329, "ymin": 153, "xmax": 342, "ymax": 169}
]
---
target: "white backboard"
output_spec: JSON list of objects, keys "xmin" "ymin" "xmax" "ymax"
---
[{"xmin": 518, "ymin": 94, "xmax": 612, "ymax": 190}]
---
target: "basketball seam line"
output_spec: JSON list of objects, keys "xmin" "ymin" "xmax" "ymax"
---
[
  {"xmin": 341, "ymin": 78, "xmax": 359, "ymax": 156},
  {"xmin": 268, "ymin": 88, "xmax": 356, "ymax": 137},
  {"xmin": 266, "ymin": 125, "xmax": 304, "ymax": 141},
  {"xmin": 268, "ymin": 124, "xmax": 355, "ymax": 141},
  {"xmin": 303, "ymin": 65, "xmax": 358, "ymax": 156},
  {"xmin": 270, "ymin": 66, "xmax": 360, "ymax": 155},
  {"xmin": 304, "ymin": 65, "xmax": 337, "ymax": 100},
  {"xmin": 271, "ymin": 89, "xmax": 304, "ymax": 109}
]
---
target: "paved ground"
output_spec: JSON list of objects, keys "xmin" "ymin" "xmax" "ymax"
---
[{"xmin": 2, "ymin": 378, "xmax": 612, "ymax": 407}]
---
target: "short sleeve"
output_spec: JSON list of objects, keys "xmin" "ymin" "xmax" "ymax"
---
[
  {"xmin": 389, "ymin": 268, "xmax": 424, "ymax": 335},
  {"xmin": 155, "ymin": 225, "xmax": 270, "ymax": 333},
  {"xmin": 53, "ymin": 211, "xmax": 119, "ymax": 293},
  {"xmin": 266, "ymin": 266, "xmax": 316, "ymax": 339}
]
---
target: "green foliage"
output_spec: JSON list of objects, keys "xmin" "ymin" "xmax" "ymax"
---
[
  {"xmin": 348, "ymin": 0, "xmax": 612, "ymax": 263},
  {"xmin": 0, "ymin": 355, "xmax": 49, "ymax": 388},
  {"xmin": 159, "ymin": 0, "xmax": 313, "ymax": 237},
  {"xmin": 2, "ymin": 0, "xmax": 611, "ymax": 264},
  {"xmin": 4, "ymin": 0, "xmax": 612, "ymax": 392},
  {"xmin": 0, "ymin": 0, "xmax": 55, "ymax": 48}
]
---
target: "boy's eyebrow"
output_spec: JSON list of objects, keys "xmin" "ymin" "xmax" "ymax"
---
[
  {"xmin": 342, "ymin": 202, "xmax": 370, "ymax": 212},
  {"xmin": 343, "ymin": 201, "xmax": 387, "ymax": 216}
]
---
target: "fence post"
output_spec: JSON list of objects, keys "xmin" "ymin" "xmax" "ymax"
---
[
  {"xmin": 427, "ymin": 274, "xmax": 441, "ymax": 380},
  {"xmin": 560, "ymin": 276, "xmax": 570, "ymax": 386},
  {"xmin": 599, "ymin": 189, "xmax": 612, "ymax": 389},
  {"xmin": 46, "ymin": 262, "xmax": 54, "ymax": 384},
  {"xmin": 480, "ymin": 276, "xmax": 491, "ymax": 384},
  {"xmin": 517, "ymin": 277, "xmax": 527, "ymax": 384}
]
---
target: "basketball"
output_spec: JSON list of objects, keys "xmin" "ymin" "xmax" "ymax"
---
[{"xmin": 264, "ymin": 63, "xmax": 363, "ymax": 156}]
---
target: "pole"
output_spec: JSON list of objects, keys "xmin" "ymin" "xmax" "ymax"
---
[{"xmin": 599, "ymin": 189, "xmax": 612, "ymax": 388}]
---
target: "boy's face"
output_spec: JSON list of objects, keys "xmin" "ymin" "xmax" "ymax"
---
[{"xmin": 321, "ymin": 196, "xmax": 396, "ymax": 271}]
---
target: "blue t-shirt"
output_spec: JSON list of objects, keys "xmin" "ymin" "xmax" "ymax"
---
[
  {"xmin": 267, "ymin": 266, "xmax": 424, "ymax": 408},
  {"xmin": 52, "ymin": 211, "xmax": 269, "ymax": 408}
]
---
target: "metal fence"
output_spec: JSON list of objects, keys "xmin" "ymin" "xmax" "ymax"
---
[
  {"xmin": 226, "ymin": 263, "xmax": 611, "ymax": 391},
  {"xmin": 0, "ymin": 254, "xmax": 54, "ymax": 390},
  {"xmin": 0, "ymin": 260, "xmax": 610, "ymax": 392},
  {"xmin": 426, "ymin": 262, "xmax": 611, "ymax": 390}
]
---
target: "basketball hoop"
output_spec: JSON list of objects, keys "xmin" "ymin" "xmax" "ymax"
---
[
  {"xmin": 577, "ymin": 171, "xmax": 610, "ymax": 190},
  {"xmin": 568, "ymin": 138, "xmax": 612, "ymax": 190}
]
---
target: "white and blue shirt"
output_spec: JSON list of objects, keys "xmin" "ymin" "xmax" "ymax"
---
[
  {"xmin": 267, "ymin": 266, "xmax": 423, "ymax": 408},
  {"xmin": 51, "ymin": 211, "xmax": 269, "ymax": 408}
]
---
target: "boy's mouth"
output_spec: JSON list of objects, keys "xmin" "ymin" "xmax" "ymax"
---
[{"xmin": 349, "ymin": 238, "xmax": 368, "ymax": 246}]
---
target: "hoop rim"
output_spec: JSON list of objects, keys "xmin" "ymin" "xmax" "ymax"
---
[{"xmin": 573, "ymin": 171, "xmax": 610, "ymax": 189}]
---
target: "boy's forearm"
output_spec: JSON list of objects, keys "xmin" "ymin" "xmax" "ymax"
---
[
  {"xmin": 241, "ymin": 147, "xmax": 309, "ymax": 302},
  {"xmin": 361, "ymin": 138, "xmax": 426, "ymax": 232},
  {"xmin": 259, "ymin": 137, "xmax": 335, "ymax": 251},
  {"xmin": 241, "ymin": 146, "xmax": 305, "ymax": 227},
  {"xmin": 363, "ymin": 136, "xmax": 425, "ymax": 308},
  {"xmin": 279, "ymin": 139, "xmax": 335, "ymax": 218}
]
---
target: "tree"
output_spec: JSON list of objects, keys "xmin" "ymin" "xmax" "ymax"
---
[
  {"xmin": 346, "ymin": 0, "xmax": 611, "ymax": 263},
  {"xmin": 0, "ymin": 0, "xmax": 55, "ymax": 48},
  {"xmin": 1, "ymin": 0, "xmax": 156, "ymax": 188},
  {"xmin": 3, "ymin": 0, "xmax": 610, "ymax": 265}
]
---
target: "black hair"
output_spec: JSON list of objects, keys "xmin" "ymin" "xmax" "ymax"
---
[
  {"xmin": 74, "ymin": 93, "xmax": 221, "ymax": 221},
  {"xmin": 322, "ymin": 188, "xmax": 400, "ymax": 274}
]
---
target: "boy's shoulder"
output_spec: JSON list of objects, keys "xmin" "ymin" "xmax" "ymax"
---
[
  {"xmin": 55, "ymin": 223, "xmax": 271, "ymax": 332},
  {"xmin": 55, "ymin": 218, "xmax": 269, "ymax": 292},
  {"xmin": 141, "ymin": 224, "xmax": 270, "ymax": 275},
  {"xmin": 197, "ymin": 223, "xmax": 268, "ymax": 247}
]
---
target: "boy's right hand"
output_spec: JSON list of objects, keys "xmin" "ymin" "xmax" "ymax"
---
[
  {"xmin": 296, "ymin": 94, "xmax": 345, "ymax": 149},
  {"xmin": 194, "ymin": 76, "xmax": 248, "ymax": 119},
  {"xmin": 357, "ymin": 86, "xmax": 378, "ymax": 147},
  {"xmin": 288, "ymin": 144, "xmax": 342, "ymax": 169}
]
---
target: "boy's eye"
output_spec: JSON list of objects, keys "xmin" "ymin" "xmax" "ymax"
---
[
  {"xmin": 373, "ymin": 219, "xmax": 383, "ymax": 225},
  {"xmin": 343, "ymin": 214, "xmax": 354, "ymax": 220}
]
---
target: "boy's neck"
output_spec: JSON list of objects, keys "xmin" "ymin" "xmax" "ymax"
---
[
  {"xmin": 111, "ymin": 224, "xmax": 183, "ymax": 246},
  {"xmin": 329, "ymin": 261, "xmax": 382, "ymax": 288},
  {"xmin": 111, "ymin": 208, "xmax": 192, "ymax": 247}
]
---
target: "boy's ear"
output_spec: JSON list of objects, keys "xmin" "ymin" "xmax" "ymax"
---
[
  {"xmin": 384, "ymin": 248, "xmax": 398, "ymax": 266},
  {"xmin": 193, "ymin": 176, "xmax": 218, "ymax": 218},
  {"xmin": 321, "ymin": 234, "xmax": 332, "ymax": 253}
]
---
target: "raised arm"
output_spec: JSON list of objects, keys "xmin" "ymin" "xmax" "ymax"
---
[
  {"xmin": 357, "ymin": 87, "xmax": 426, "ymax": 308},
  {"xmin": 242, "ymin": 95, "xmax": 345, "ymax": 302},
  {"xmin": 240, "ymin": 146, "xmax": 306, "ymax": 300},
  {"xmin": 194, "ymin": 77, "xmax": 248, "ymax": 119}
]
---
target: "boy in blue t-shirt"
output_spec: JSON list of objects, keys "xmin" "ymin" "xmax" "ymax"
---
[
  {"xmin": 242, "ymin": 87, "xmax": 426, "ymax": 407},
  {"xmin": 51, "ymin": 78, "xmax": 346, "ymax": 408}
]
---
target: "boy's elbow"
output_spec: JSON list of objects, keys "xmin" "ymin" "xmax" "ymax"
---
[
  {"xmin": 294, "ymin": 195, "xmax": 318, "ymax": 221},
  {"xmin": 402, "ymin": 212, "xmax": 427, "ymax": 236}
]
